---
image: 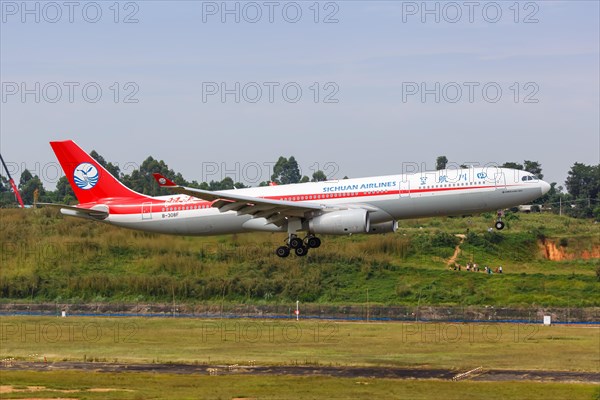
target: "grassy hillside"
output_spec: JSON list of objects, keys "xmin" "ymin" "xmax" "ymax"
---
[{"xmin": 0, "ymin": 208, "xmax": 598, "ymax": 306}]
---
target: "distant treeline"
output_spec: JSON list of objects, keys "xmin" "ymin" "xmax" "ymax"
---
[{"xmin": 1, "ymin": 152, "xmax": 598, "ymax": 218}]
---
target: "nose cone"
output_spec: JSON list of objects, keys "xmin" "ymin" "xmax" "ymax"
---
[{"xmin": 540, "ymin": 180, "xmax": 551, "ymax": 195}]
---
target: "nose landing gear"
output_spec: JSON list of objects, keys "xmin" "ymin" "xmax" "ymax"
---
[{"xmin": 495, "ymin": 210, "xmax": 505, "ymax": 230}]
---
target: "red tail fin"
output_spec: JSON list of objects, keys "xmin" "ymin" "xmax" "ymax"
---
[{"xmin": 50, "ymin": 140, "xmax": 147, "ymax": 204}]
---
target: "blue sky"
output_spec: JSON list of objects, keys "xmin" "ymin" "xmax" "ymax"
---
[{"xmin": 1, "ymin": 1, "xmax": 598, "ymax": 188}]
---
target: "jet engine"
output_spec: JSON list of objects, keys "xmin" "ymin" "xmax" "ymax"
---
[
  {"xmin": 308, "ymin": 209, "xmax": 370, "ymax": 235},
  {"xmin": 367, "ymin": 220, "xmax": 398, "ymax": 234}
]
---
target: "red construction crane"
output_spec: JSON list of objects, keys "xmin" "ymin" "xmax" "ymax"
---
[{"xmin": 0, "ymin": 153, "xmax": 25, "ymax": 208}]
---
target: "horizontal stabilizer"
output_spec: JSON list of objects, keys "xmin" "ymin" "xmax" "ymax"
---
[{"xmin": 37, "ymin": 203, "xmax": 109, "ymax": 220}]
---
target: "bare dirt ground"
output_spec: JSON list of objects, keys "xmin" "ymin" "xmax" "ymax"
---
[{"xmin": 2, "ymin": 361, "xmax": 598, "ymax": 383}]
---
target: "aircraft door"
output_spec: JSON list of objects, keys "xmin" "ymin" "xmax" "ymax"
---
[
  {"xmin": 142, "ymin": 202, "xmax": 152, "ymax": 220},
  {"xmin": 494, "ymin": 172, "xmax": 506, "ymax": 191}
]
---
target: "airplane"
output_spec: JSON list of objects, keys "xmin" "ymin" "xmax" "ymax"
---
[{"xmin": 45, "ymin": 140, "xmax": 551, "ymax": 257}]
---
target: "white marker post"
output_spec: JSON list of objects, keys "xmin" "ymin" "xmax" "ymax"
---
[{"xmin": 296, "ymin": 300, "xmax": 299, "ymax": 321}]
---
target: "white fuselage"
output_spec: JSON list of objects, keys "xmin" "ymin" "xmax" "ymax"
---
[{"xmin": 84, "ymin": 167, "xmax": 549, "ymax": 236}]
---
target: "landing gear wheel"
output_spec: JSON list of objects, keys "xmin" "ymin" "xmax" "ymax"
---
[
  {"xmin": 294, "ymin": 246, "xmax": 309, "ymax": 257},
  {"xmin": 289, "ymin": 237, "xmax": 303, "ymax": 249},
  {"xmin": 495, "ymin": 221, "xmax": 505, "ymax": 230},
  {"xmin": 276, "ymin": 246, "xmax": 290, "ymax": 258},
  {"xmin": 306, "ymin": 236, "xmax": 321, "ymax": 249}
]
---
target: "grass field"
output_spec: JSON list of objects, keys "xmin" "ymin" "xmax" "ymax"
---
[
  {"xmin": 1, "ymin": 371, "xmax": 598, "ymax": 400},
  {"xmin": 1, "ymin": 316, "xmax": 598, "ymax": 371},
  {"xmin": 1, "ymin": 316, "xmax": 599, "ymax": 399}
]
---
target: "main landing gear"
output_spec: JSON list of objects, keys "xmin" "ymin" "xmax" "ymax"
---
[
  {"xmin": 495, "ymin": 210, "xmax": 505, "ymax": 230},
  {"xmin": 276, "ymin": 234, "xmax": 322, "ymax": 258}
]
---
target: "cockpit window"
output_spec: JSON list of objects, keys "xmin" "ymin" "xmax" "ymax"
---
[{"xmin": 521, "ymin": 175, "xmax": 538, "ymax": 181}]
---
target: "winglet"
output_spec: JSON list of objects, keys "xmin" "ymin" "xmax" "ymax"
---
[{"xmin": 153, "ymin": 173, "xmax": 178, "ymax": 187}]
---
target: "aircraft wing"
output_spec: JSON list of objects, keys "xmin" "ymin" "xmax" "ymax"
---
[
  {"xmin": 153, "ymin": 173, "xmax": 330, "ymax": 226},
  {"xmin": 37, "ymin": 203, "xmax": 109, "ymax": 220}
]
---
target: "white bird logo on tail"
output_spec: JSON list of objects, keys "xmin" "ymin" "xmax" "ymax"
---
[{"xmin": 73, "ymin": 163, "xmax": 99, "ymax": 190}]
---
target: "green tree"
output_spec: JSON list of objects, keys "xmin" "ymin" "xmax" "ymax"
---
[
  {"xmin": 18, "ymin": 169, "xmax": 33, "ymax": 187},
  {"xmin": 0, "ymin": 175, "xmax": 7, "ymax": 192},
  {"xmin": 311, "ymin": 170, "xmax": 327, "ymax": 182},
  {"xmin": 18, "ymin": 169, "xmax": 45, "ymax": 205},
  {"xmin": 121, "ymin": 156, "xmax": 188, "ymax": 196},
  {"xmin": 565, "ymin": 163, "xmax": 598, "ymax": 199},
  {"xmin": 594, "ymin": 206, "xmax": 600, "ymax": 221},
  {"xmin": 286, "ymin": 157, "xmax": 301, "ymax": 183},
  {"xmin": 271, "ymin": 156, "xmax": 301, "ymax": 184},
  {"xmin": 502, "ymin": 162, "xmax": 524, "ymax": 170},
  {"xmin": 436, "ymin": 156, "xmax": 448, "ymax": 170},
  {"xmin": 204, "ymin": 177, "xmax": 247, "ymax": 191},
  {"xmin": 565, "ymin": 163, "xmax": 600, "ymax": 218},
  {"xmin": 502, "ymin": 160, "xmax": 544, "ymax": 179},
  {"xmin": 523, "ymin": 160, "xmax": 543, "ymax": 179},
  {"xmin": 208, "ymin": 177, "xmax": 233, "ymax": 190},
  {"xmin": 54, "ymin": 176, "xmax": 76, "ymax": 204},
  {"xmin": 0, "ymin": 175, "xmax": 17, "ymax": 206}
]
